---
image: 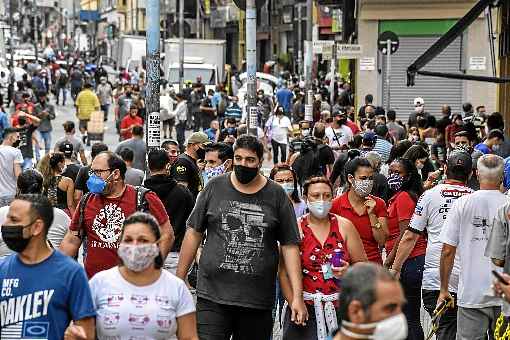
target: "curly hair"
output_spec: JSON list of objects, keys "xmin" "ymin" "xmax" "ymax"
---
[{"xmin": 37, "ymin": 152, "xmax": 64, "ymax": 193}]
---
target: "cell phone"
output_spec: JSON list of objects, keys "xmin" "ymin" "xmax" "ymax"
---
[{"xmin": 492, "ymin": 270, "xmax": 509, "ymax": 284}]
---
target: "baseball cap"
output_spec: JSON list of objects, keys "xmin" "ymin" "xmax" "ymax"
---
[
  {"xmin": 447, "ymin": 150, "xmax": 472, "ymax": 175},
  {"xmin": 186, "ymin": 132, "xmax": 210, "ymax": 145},
  {"xmin": 58, "ymin": 141, "xmax": 74, "ymax": 157},
  {"xmin": 414, "ymin": 97, "xmax": 425, "ymax": 106},
  {"xmin": 362, "ymin": 131, "xmax": 377, "ymax": 144}
]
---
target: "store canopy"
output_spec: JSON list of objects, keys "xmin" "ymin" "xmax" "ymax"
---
[{"xmin": 407, "ymin": 0, "xmax": 510, "ymax": 86}]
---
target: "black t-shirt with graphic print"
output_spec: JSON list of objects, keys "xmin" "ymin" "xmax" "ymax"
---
[{"xmin": 187, "ymin": 173, "xmax": 300, "ymax": 310}]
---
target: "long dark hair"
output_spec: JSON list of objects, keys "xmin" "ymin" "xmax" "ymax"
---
[
  {"xmin": 270, "ymin": 163, "xmax": 301, "ymax": 204},
  {"xmin": 392, "ymin": 158, "xmax": 424, "ymax": 202}
]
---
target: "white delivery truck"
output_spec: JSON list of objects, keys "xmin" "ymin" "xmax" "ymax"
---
[
  {"xmin": 113, "ymin": 35, "xmax": 147, "ymax": 72},
  {"xmin": 163, "ymin": 39, "xmax": 226, "ymax": 92}
]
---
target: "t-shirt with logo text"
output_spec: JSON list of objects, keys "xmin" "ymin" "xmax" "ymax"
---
[
  {"xmin": 0, "ymin": 251, "xmax": 95, "ymax": 339},
  {"xmin": 70, "ymin": 185, "xmax": 169, "ymax": 278},
  {"xmin": 90, "ymin": 267, "xmax": 195, "ymax": 339}
]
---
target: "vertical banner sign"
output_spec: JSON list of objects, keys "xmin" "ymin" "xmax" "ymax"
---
[
  {"xmin": 147, "ymin": 112, "xmax": 161, "ymax": 147},
  {"xmin": 245, "ymin": 4, "xmax": 257, "ymax": 135},
  {"xmin": 249, "ymin": 106, "xmax": 258, "ymax": 136}
]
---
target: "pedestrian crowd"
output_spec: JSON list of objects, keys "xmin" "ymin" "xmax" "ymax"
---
[{"xmin": 2, "ymin": 61, "xmax": 510, "ymax": 340}]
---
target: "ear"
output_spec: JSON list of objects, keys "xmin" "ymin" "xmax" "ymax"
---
[
  {"xmin": 347, "ymin": 300, "xmax": 368, "ymax": 324},
  {"xmin": 31, "ymin": 219, "xmax": 46, "ymax": 238},
  {"xmin": 224, "ymin": 159, "xmax": 233, "ymax": 171}
]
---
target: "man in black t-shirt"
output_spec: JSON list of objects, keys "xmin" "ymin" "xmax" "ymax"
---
[
  {"xmin": 176, "ymin": 135, "xmax": 307, "ymax": 339},
  {"xmin": 15, "ymin": 111, "xmax": 41, "ymax": 170},
  {"xmin": 170, "ymin": 132, "xmax": 210, "ymax": 199}
]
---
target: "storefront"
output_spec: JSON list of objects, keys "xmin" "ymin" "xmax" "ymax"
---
[{"xmin": 357, "ymin": 0, "xmax": 498, "ymax": 120}]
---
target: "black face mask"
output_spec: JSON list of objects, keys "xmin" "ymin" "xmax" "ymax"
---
[
  {"xmin": 196, "ymin": 146, "xmax": 206, "ymax": 160},
  {"xmin": 1, "ymin": 223, "xmax": 34, "ymax": 253},
  {"xmin": 234, "ymin": 165, "xmax": 259, "ymax": 184},
  {"xmin": 12, "ymin": 139, "xmax": 20, "ymax": 148},
  {"xmin": 337, "ymin": 118, "xmax": 347, "ymax": 125}
]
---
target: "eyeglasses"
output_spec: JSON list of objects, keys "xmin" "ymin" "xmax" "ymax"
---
[{"xmin": 89, "ymin": 168, "xmax": 112, "ymax": 177}]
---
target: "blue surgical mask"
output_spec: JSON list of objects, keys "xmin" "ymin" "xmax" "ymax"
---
[
  {"xmin": 86, "ymin": 174, "xmax": 107, "ymax": 194},
  {"xmin": 307, "ymin": 200, "xmax": 332, "ymax": 219},
  {"xmin": 281, "ymin": 182, "xmax": 295, "ymax": 195}
]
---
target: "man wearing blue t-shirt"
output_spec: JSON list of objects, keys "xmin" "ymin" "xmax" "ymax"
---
[
  {"xmin": 474, "ymin": 129, "xmax": 504, "ymax": 155},
  {"xmin": 0, "ymin": 194, "xmax": 96, "ymax": 340},
  {"xmin": 275, "ymin": 81, "xmax": 294, "ymax": 114}
]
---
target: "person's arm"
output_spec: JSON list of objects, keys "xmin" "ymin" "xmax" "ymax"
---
[
  {"xmin": 48, "ymin": 106, "xmax": 56, "ymax": 120},
  {"xmin": 79, "ymin": 150, "xmax": 88, "ymax": 166},
  {"xmin": 176, "ymin": 313, "xmax": 199, "ymax": 340},
  {"xmin": 486, "ymin": 205, "xmax": 509, "ymax": 268},
  {"xmin": 64, "ymin": 178, "xmax": 76, "ymax": 216},
  {"xmin": 277, "ymin": 249, "xmax": 294, "ymax": 304},
  {"xmin": 281, "ymin": 244, "xmax": 308, "ymax": 325},
  {"xmin": 13, "ymin": 162, "xmax": 22, "ymax": 179},
  {"xmin": 158, "ymin": 220, "xmax": 174, "ymax": 259},
  {"xmin": 367, "ymin": 211, "xmax": 388, "ymax": 246},
  {"xmin": 20, "ymin": 112, "xmax": 41, "ymax": 126},
  {"xmin": 438, "ymin": 243, "xmax": 456, "ymax": 305},
  {"xmin": 385, "ymin": 219, "xmax": 411, "ymax": 268},
  {"xmin": 176, "ymin": 228, "xmax": 203, "ymax": 280},
  {"xmin": 60, "ymin": 230, "xmax": 82, "ymax": 257},
  {"xmin": 64, "ymin": 318, "xmax": 95, "ymax": 340}
]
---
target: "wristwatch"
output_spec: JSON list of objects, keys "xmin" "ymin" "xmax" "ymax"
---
[{"xmin": 371, "ymin": 221, "xmax": 382, "ymax": 230}]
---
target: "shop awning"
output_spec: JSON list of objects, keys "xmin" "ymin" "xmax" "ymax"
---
[{"xmin": 407, "ymin": 0, "xmax": 510, "ymax": 86}]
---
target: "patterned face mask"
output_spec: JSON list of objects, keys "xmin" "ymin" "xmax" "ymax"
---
[
  {"xmin": 202, "ymin": 163, "xmax": 227, "ymax": 186},
  {"xmin": 353, "ymin": 179, "xmax": 374, "ymax": 198},
  {"xmin": 118, "ymin": 243, "xmax": 159, "ymax": 272},
  {"xmin": 388, "ymin": 173, "xmax": 404, "ymax": 192}
]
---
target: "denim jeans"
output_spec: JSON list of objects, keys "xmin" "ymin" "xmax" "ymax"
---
[
  {"xmin": 400, "ymin": 254, "xmax": 425, "ymax": 340},
  {"xmin": 22, "ymin": 158, "xmax": 33, "ymax": 170},
  {"xmin": 100, "ymin": 104, "xmax": 110, "ymax": 121},
  {"xmin": 39, "ymin": 131, "xmax": 52, "ymax": 154},
  {"xmin": 56, "ymin": 86, "xmax": 67, "ymax": 105}
]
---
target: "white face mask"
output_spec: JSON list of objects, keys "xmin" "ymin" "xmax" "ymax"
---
[
  {"xmin": 415, "ymin": 105, "xmax": 424, "ymax": 113},
  {"xmin": 307, "ymin": 200, "xmax": 332, "ymax": 219},
  {"xmin": 416, "ymin": 162, "xmax": 425, "ymax": 170},
  {"xmin": 341, "ymin": 313, "xmax": 408, "ymax": 340}
]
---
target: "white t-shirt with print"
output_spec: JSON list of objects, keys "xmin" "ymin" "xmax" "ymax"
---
[
  {"xmin": 440, "ymin": 190, "xmax": 510, "ymax": 308},
  {"xmin": 409, "ymin": 183, "xmax": 473, "ymax": 292},
  {"xmin": 325, "ymin": 125, "xmax": 353, "ymax": 149},
  {"xmin": 90, "ymin": 267, "xmax": 196, "ymax": 339},
  {"xmin": 266, "ymin": 115, "xmax": 292, "ymax": 144}
]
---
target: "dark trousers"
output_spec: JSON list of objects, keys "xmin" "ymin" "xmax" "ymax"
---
[
  {"xmin": 100, "ymin": 104, "xmax": 110, "ymax": 121},
  {"xmin": 422, "ymin": 289, "xmax": 458, "ymax": 340},
  {"xmin": 271, "ymin": 140, "xmax": 287, "ymax": 164},
  {"xmin": 176, "ymin": 122, "xmax": 186, "ymax": 151},
  {"xmin": 401, "ymin": 255, "xmax": 425, "ymax": 340},
  {"xmin": 197, "ymin": 297, "xmax": 273, "ymax": 340},
  {"xmin": 282, "ymin": 303, "xmax": 317, "ymax": 339}
]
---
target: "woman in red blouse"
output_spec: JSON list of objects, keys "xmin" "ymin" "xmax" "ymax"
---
[
  {"xmin": 383, "ymin": 158, "xmax": 426, "ymax": 340},
  {"xmin": 279, "ymin": 176, "xmax": 367, "ymax": 340},
  {"xmin": 330, "ymin": 157, "xmax": 389, "ymax": 264}
]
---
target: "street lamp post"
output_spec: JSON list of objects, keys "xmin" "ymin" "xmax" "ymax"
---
[{"xmin": 245, "ymin": 0, "xmax": 257, "ymax": 136}]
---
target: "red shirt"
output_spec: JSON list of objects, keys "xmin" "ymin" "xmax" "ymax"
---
[
  {"xmin": 346, "ymin": 120, "xmax": 361, "ymax": 135},
  {"xmin": 70, "ymin": 185, "xmax": 170, "ymax": 278},
  {"xmin": 331, "ymin": 192, "xmax": 387, "ymax": 263},
  {"xmin": 120, "ymin": 115, "xmax": 143, "ymax": 140},
  {"xmin": 385, "ymin": 191, "xmax": 427, "ymax": 259},
  {"xmin": 300, "ymin": 214, "xmax": 350, "ymax": 304}
]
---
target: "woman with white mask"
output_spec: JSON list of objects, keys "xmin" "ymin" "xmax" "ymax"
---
[
  {"xmin": 279, "ymin": 176, "xmax": 367, "ymax": 340},
  {"xmin": 270, "ymin": 163, "xmax": 307, "ymax": 218},
  {"xmin": 87, "ymin": 213, "xmax": 198, "ymax": 340}
]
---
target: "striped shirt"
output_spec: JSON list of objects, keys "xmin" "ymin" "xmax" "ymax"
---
[{"xmin": 373, "ymin": 138, "xmax": 393, "ymax": 163}]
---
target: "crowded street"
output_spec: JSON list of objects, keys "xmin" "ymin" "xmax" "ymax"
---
[{"xmin": 1, "ymin": 0, "xmax": 510, "ymax": 340}]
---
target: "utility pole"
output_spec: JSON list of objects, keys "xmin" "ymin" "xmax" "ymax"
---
[
  {"xmin": 196, "ymin": 0, "xmax": 200, "ymax": 39},
  {"xmin": 179, "ymin": 0, "xmax": 184, "ymax": 92},
  {"xmin": 297, "ymin": 4, "xmax": 302, "ymax": 75},
  {"xmin": 9, "ymin": 0, "xmax": 14, "ymax": 69},
  {"xmin": 245, "ymin": 0, "xmax": 257, "ymax": 136},
  {"xmin": 145, "ymin": 0, "xmax": 161, "ymax": 152},
  {"xmin": 304, "ymin": 0, "xmax": 313, "ymax": 101},
  {"xmin": 385, "ymin": 39, "xmax": 391, "ymax": 112},
  {"xmin": 33, "ymin": 5, "xmax": 39, "ymax": 65}
]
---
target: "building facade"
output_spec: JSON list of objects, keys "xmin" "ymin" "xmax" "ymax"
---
[{"xmin": 356, "ymin": 0, "xmax": 498, "ymax": 119}]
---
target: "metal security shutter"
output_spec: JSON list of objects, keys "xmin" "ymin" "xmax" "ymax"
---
[{"xmin": 381, "ymin": 36, "xmax": 463, "ymax": 121}]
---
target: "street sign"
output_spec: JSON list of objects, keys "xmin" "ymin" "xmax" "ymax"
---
[
  {"xmin": 360, "ymin": 57, "xmax": 375, "ymax": 71},
  {"xmin": 147, "ymin": 111, "xmax": 161, "ymax": 147},
  {"xmin": 469, "ymin": 56, "xmax": 487, "ymax": 71},
  {"xmin": 378, "ymin": 31, "xmax": 399, "ymax": 55},
  {"xmin": 232, "ymin": 0, "xmax": 267, "ymax": 10},
  {"xmin": 336, "ymin": 44, "xmax": 363, "ymax": 59},
  {"xmin": 313, "ymin": 40, "xmax": 335, "ymax": 54},
  {"xmin": 304, "ymin": 104, "xmax": 313, "ymax": 122}
]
